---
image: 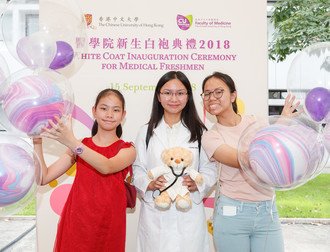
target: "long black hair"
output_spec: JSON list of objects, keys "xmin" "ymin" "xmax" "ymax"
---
[
  {"xmin": 202, "ymin": 71, "xmax": 238, "ymax": 114},
  {"xmin": 146, "ymin": 71, "xmax": 206, "ymax": 149},
  {"xmin": 91, "ymin": 88, "xmax": 125, "ymax": 137}
]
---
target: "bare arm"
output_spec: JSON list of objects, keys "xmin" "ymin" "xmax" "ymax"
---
[
  {"xmin": 33, "ymin": 138, "xmax": 75, "ymax": 185},
  {"xmin": 212, "ymin": 144, "xmax": 240, "ymax": 168},
  {"xmin": 205, "ymin": 94, "xmax": 301, "ymax": 171},
  {"xmin": 76, "ymin": 144, "xmax": 136, "ymax": 174},
  {"xmin": 213, "ymin": 94, "xmax": 301, "ymax": 168},
  {"xmin": 41, "ymin": 116, "xmax": 136, "ymax": 175}
]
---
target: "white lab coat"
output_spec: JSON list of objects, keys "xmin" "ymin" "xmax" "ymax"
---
[{"xmin": 133, "ymin": 119, "xmax": 217, "ymax": 252}]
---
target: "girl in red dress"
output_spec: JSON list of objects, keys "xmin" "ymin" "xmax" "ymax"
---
[{"xmin": 33, "ymin": 89, "xmax": 136, "ymax": 252}]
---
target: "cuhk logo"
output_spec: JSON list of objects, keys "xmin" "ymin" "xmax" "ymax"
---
[
  {"xmin": 84, "ymin": 13, "xmax": 93, "ymax": 26},
  {"xmin": 177, "ymin": 14, "xmax": 193, "ymax": 30}
]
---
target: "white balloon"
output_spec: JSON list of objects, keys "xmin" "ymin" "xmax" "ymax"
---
[{"xmin": 16, "ymin": 31, "xmax": 57, "ymax": 68}]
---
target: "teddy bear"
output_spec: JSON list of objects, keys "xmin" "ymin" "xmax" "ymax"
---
[{"xmin": 147, "ymin": 147, "xmax": 203, "ymax": 211}]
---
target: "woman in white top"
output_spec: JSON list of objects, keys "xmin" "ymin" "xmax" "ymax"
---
[{"xmin": 133, "ymin": 71, "xmax": 217, "ymax": 252}]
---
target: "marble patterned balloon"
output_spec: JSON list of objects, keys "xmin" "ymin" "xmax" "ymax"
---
[
  {"xmin": 248, "ymin": 123, "xmax": 322, "ymax": 189},
  {"xmin": 2, "ymin": 75, "xmax": 65, "ymax": 136},
  {"xmin": 0, "ymin": 143, "xmax": 35, "ymax": 206}
]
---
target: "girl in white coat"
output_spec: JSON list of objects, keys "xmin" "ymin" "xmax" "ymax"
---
[{"xmin": 133, "ymin": 71, "xmax": 217, "ymax": 252}]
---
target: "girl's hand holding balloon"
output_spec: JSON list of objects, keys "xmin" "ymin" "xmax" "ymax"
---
[
  {"xmin": 40, "ymin": 115, "xmax": 79, "ymax": 150},
  {"xmin": 281, "ymin": 93, "xmax": 302, "ymax": 117}
]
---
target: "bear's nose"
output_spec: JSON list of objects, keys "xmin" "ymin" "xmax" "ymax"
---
[{"xmin": 175, "ymin": 159, "xmax": 181, "ymax": 164}]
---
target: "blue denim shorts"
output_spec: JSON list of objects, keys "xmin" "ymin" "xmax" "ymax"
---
[{"xmin": 213, "ymin": 195, "xmax": 284, "ymax": 252}]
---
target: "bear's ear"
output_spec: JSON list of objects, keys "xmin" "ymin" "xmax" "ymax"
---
[
  {"xmin": 184, "ymin": 149, "xmax": 193, "ymax": 163},
  {"xmin": 179, "ymin": 147, "xmax": 185, "ymax": 153},
  {"xmin": 161, "ymin": 149, "xmax": 168, "ymax": 162}
]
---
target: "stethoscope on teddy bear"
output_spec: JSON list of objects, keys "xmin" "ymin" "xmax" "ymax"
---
[{"xmin": 152, "ymin": 166, "xmax": 187, "ymax": 198}]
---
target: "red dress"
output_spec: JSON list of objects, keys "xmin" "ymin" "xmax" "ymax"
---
[{"xmin": 54, "ymin": 138, "xmax": 132, "ymax": 252}]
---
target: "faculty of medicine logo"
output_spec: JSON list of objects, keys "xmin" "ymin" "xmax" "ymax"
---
[{"xmin": 176, "ymin": 14, "xmax": 193, "ymax": 30}]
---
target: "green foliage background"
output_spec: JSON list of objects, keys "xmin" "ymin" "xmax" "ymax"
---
[
  {"xmin": 269, "ymin": 0, "xmax": 330, "ymax": 62},
  {"xmin": 276, "ymin": 174, "xmax": 330, "ymax": 218}
]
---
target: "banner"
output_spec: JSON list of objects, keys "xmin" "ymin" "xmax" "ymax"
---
[{"xmin": 37, "ymin": 1, "xmax": 267, "ymax": 251}]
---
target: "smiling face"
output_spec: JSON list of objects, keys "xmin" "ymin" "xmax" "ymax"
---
[
  {"xmin": 202, "ymin": 77, "xmax": 237, "ymax": 116},
  {"xmin": 162, "ymin": 147, "xmax": 193, "ymax": 171},
  {"xmin": 157, "ymin": 78, "xmax": 188, "ymax": 118},
  {"xmin": 92, "ymin": 94, "xmax": 126, "ymax": 132}
]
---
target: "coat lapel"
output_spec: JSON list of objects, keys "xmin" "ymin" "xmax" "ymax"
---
[
  {"xmin": 153, "ymin": 120, "xmax": 169, "ymax": 148},
  {"xmin": 153, "ymin": 119, "xmax": 191, "ymax": 148}
]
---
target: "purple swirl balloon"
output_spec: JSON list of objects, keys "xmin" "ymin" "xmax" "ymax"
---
[
  {"xmin": 248, "ymin": 124, "xmax": 321, "ymax": 188},
  {"xmin": 2, "ymin": 75, "xmax": 65, "ymax": 136},
  {"xmin": 0, "ymin": 143, "xmax": 35, "ymax": 206}
]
